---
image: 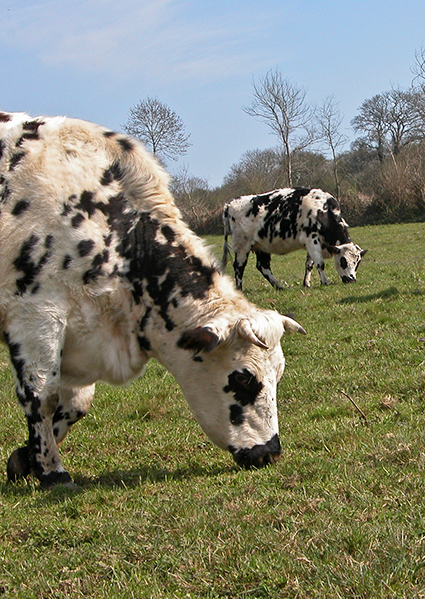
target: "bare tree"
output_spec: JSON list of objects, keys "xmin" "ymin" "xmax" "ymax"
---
[
  {"xmin": 352, "ymin": 89, "xmax": 425, "ymax": 164},
  {"xmin": 170, "ymin": 165, "xmax": 212, "ymax": 230},
  {"xmin": 412, "ymin": 45, "xmax": 425, "ymax": 87},
  {"xmin": 124, "ymin": 97, "xmax": 191, "ymax": 162},
  {"xmin": 223, "ymin": 148, "xmax": 285, "ymax": 195},
  {"xmin": 316, "ymin": 97, "xmax": 348, "ymax": 198},
  {"xmin": 351, "ymin": 93, "xmax": 389, "ymax": 163},
  {"xmin": 243, "ymin": 69, "xmax": 316, "ymax": 186}
]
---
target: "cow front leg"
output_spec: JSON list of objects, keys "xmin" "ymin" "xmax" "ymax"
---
[
  {"xmin": 304, "ymin": 243, "xmax": 329, "ymax": 285},
  {"xmin": 52, "ymin": 385, "xmax": 95, "ymax": 444},
  {"xmin": 317, "ymin": 262, "xmax": 329, "ymax": 285},
  {"xmin": 7, "ymin": 386, "xmax": 95, "ymax": 486},
  {"xmin": 303, "ymin": 255, "xmax": 314, "ymax": 287},
  {"xmin": 6, "ymin": 391, "xmax": 71, "ymax": 488},
  {"xmin": 255, "ymin": 251, "xmax": 284, "ymax": 290},
  {"xmin": 4, "ymin": 314, "xmax": 71, "ymax": 488},
  {"xmin": 27, "ymin": 407, "xmax": 72, "ymax": 488}
]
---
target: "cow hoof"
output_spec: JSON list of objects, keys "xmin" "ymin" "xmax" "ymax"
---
[
  {"xmin": 7, "ymin": 446, "xmax": 31, "ymax": 481},
  {"xmin": 39, "ymin": 471, "xmax": 72, "ymax": 490}
]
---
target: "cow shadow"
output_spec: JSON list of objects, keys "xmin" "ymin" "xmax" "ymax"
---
[
  {"xmin": 339, "ymin": 286, "xmax": 400, "ymax": 304},
  {"xmin": 1, "ymin": 462, "xmax": 237, "ymax": 500},
  {"xmin": 74, "ymin": 462, "xmax": 236, "ymax": 489}
]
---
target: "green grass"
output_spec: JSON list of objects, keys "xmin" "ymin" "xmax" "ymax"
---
[{"xmin": 1, "ymin": 222, "xmax": 425, "ymax": 598}]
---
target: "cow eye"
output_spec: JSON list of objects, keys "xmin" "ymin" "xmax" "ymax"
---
[{"xmin": 235, "ymin": 372, "xmax": 251, "ymax": 387}]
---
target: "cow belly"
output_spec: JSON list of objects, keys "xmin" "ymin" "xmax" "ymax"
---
[
  {"xmin": 253, "ymin": 236, "xmax": 303, "ymax": 255},
  {"xmin": 61, "ymin": 310, "xmax": 148, "ymax": 387}
]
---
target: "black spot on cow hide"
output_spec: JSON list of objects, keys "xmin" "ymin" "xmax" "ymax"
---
[
  {"xmin": 229, "ymin": 403, "xmax": 245, "ymax": 425},
  {"xmin": 82, "ymin": 249, "xmax": 110, "ymax": 283},
  {"xmin": 11, "ymin": 199, "xmax": 30, "ymax": 216},
  {"xmin": 3, "ymin": 332, "xmax": 25, "ymax": 389},
  {"xmin": 9, "ymin": 151, "xmax": 25, "ymax": 171},
  {"xmin": 0, "ymin": 181, "xmax": 11, "ymax": 203},
  {"xmin": 223, "ymin": 369, "xmax": 264, "ymax": 406},
  {"xmin": 71, "ymin": 213, "xmax": 85, "ymax": 228},
  {"xmin": 117, "ymin": 137, "xmax": 134, "ymax": 152},
  {"xmin": 101, "ymin": 161, "xmax": 124, "ymax": 185},
  {"xmin": 63, "ymin": 255, "xmax": 73, "ymax": 269},
  {"xmin": 77, "ymin": 239, "xmax": 95, "ymax": 257},
  {"xmin": 16, "ymin": 121, "xmax": 44, "ymax": 146},
  {"xmin": 77, "ymin": 191, "xmax": 97, "ymax": 217},
  {"xmin": 13, "ymin": 233, "xmax": 53, "ymax": 295},
  {"xmin": 124, "ymin": 214, "xmax": 216, "ymax": 330}
]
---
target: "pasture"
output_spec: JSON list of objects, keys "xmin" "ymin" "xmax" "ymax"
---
[{"xmin": 0, "ymin": 221, "xmax": 425, "ymax": 598}]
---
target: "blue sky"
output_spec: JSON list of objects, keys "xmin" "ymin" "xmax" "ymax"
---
[{"xmin": 1, "ymin": 0, "xmax": 425, "ymax": 187}]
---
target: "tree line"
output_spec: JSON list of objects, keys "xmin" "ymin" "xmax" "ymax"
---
[{"xmin": 124, "ymin": 47, "xmax": 425, "ymax": 233}]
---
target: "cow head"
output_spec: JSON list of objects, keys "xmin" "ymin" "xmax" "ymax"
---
[
  {"xmin": 326, "ymin": 242, "xmax": 368, "ymax": 283},
  {"xmin": 170, "ymin": 310, "xmax": 306, "ymax": 469}
]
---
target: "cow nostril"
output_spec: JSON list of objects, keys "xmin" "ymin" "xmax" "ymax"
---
[{"xmin": 342, "ymin": 275, "xmax": 356, "ymax": 284}]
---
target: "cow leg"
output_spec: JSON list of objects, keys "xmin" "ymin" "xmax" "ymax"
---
[
  {"xmin": 233, "ymin": 252, "xmax": 249, "ymax": 290},
  {"xmin": 52, "ymin": 384, "xmax": 95, "ymax": 444},
  {"xmin": 255, "ymin": 251, "xmax": 284, "ymax": 290},
  {"xmin": 7, "ymin": 385, "xmax": 95, "ymax": 484},
  {"xmin": 304, "ymin": 243, "xmax": 329, "ymax": 285},
  {"xmin": 303, "ymin": 255, "xmax": 314, "ymax": 287},
  {"xmin": 4, "ymin": 310, "xmax": 71, "ymax": 489}
]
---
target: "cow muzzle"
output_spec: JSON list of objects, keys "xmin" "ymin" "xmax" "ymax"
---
[
  {"xmin": 229, "ymin": 434, "xmax": 282, "ymax": 469},
  {"xmin": 342, "ymin": 275, "xmax": 356, "ymax": 283}
]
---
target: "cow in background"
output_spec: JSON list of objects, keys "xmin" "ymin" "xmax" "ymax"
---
[{"xmin": 222, "ymin": 188, "xmax": 367, "ymax": 290}]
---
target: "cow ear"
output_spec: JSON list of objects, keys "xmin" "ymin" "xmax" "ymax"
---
[
  {"xmin": 177, "ymin": 327, "xmax": 220, "ymax": 354},
  {"xmin": 324, "ymin": 244, "xmax": 340, "ymax": 255}
]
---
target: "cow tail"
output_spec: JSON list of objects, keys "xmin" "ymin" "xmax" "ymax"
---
[{"xmin": 221, "ymin": 204, "xmax": 233, "ymax": 272}]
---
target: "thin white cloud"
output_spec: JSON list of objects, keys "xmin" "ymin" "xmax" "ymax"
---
[{"xmin": 2, "ymin": 0, "xmax": 283, "ymax": 84}]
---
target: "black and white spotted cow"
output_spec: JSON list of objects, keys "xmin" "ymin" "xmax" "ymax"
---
[
  {"xmin": 222, "ymin": 188, "xmax": 367, "ymax": 290},
  {"xmin": 0, "ymin": 112, "xmax": 306, "ymax": 489}
]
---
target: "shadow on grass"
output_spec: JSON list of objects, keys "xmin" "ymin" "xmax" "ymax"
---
[
  {"xmin": 0, "ymin": 461, "xmax": 237, "ymax": 499},
  {"xmin": 340, "ymin": 286, "xmax": 425, "ymax": 305},
  {"xmin": 339, "ymin": 286, "xmax": 400, "ymax": 304},
  {"xmin": 74, "ymin": 462, "xmax": 237, "ymax": 489}
]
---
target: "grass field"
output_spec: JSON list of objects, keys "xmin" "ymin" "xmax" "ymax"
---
[{"xmin": 1, "ymin": 221, "xmax": 425, "ymax": 598}]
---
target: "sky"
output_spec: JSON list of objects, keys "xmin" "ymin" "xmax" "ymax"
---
[{"xmin": 1, "ymin": 0, "xmax": 425, "ymax": 187}]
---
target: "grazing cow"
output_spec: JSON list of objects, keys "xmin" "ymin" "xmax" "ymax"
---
[
  {"xmin": 222, "ymin": 188, "xmax": 367, "ymax": 290},
  {"xmin": 0, "ymin": 112, "xmax": 306, "ymax": 489}
]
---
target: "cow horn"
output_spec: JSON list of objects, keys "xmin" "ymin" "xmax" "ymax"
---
[
  {"xmin": 282, "ymin": 315, "xmax": 307, "ymax": 335},
  {"xmin": 237, "ymin": 319, "xmax": 269, "ymax": 349}
]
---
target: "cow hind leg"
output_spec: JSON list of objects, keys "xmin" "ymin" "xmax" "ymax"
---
[
  {"xmin": 255, "ymin": 251, "xmax": 284, "ymax": 290},
  {"xmin": 233, "ymin": 253, "xmax": 249, "ymax": 290}
]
